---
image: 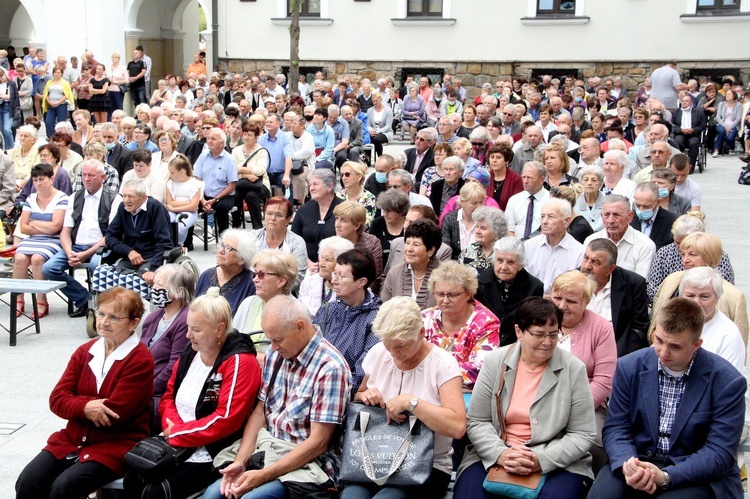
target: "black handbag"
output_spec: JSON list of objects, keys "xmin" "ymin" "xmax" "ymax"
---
[
  {"xmin": 291, "ymin": 158, "xmax": 307, "ymax": 175},
  {"xmin": 125, "ymin": 436, "xmax": 195, "ymax": 481}
]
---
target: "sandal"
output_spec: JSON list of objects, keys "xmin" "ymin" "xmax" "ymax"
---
[
  {"xmin": 15, "ymin": 297, "xmax": 25, "ymax": 318},
  {"xmin": 34, "ymin": 301, "xmax": 49, "ymax": 319}
]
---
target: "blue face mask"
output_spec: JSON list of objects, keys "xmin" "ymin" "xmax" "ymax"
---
[
  {"xmin": 635, "ymin": 207, "xmax": 654, "ymax": 221},
  {"xmin": 658, "ymin": 187, "xmax": 669, "ymax": 199},
  {"xmin": 375, "ymin": 172, "xmax": 388, "ymax": 184},
  {"xmin": 104, "ymin": 142, "xmax": 116, "ymax": 151},
  {"xmin": 574, "ymin": 96, "xmax": 583, "ymax": 103}
]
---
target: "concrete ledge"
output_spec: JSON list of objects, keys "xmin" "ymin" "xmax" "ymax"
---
[
  {"xmin": 391, "ymin": 17, "xmax": 457, "ymax": 26},
  {"xmin": 270, "ymin": 17, "xmax": 334, "ymax": 26},
  {"xmin": 521, "ymin": 16, "xmax": 590, "ymax": 25}
]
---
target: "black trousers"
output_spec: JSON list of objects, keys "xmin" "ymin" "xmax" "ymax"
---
[
  {"xmin": 371, "ymin": 133, "xmax": 389, "ymax": 156},
  {"xmin": 16, "ymin": 449, "xmax": 120, "ymax": 499},
  {"xmin": 335, "ymin": 149, "xmax": 350, "ymax": 169},
  {"xmin": 588, "ymin": 463, "xmax": 715, "ymax": 499},
  {"xmin": 123, "ymin": 461, "xmax": 219, "ymax": 499},
  {"xmin": 205, "ymin": 194, "xmax": 237, "ymax": 235},
  {"xmin": 674, "ymin": 133, "xmax": 701, "ymax": 172},
  {"xmin": 235, "ymin": 178, "xmax": 270, "ymax": 229}
]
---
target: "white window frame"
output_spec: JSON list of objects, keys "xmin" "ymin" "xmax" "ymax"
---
[
  {"xmin": 681, "ymin": 0, "xmax": 750, "ymax": 22},
  {"xmin": 522, "ymin": 0, "xmax": 589, "ymax": 25},
  {"xmin": 272, "ymin": 0, "xmax": 332, "ymax": 25},
  {"xmin": 392, "ymin": 0, "xmax": 456, "ymax": 26}
]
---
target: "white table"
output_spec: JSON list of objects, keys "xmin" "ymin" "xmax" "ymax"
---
[{"xmin": 0, "ymin": 278, "xmax": 66, "ymax": 346}]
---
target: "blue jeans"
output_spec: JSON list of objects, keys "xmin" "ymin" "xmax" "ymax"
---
[
  {"xmin": 108, "ymin": 90, "xmax": 125, "ymax": 112},
  {"xmin": 130, "ymin": 86, "xmax": 148, "ymax": 107},
  {"xmin": 715, "ymin": 124, "xmax": 738, "ymax": 153},
  {"xmin": 203, "ymin": 477, "xmax": 288, "ymax": 499},
  {"xmin": 41, "ymin": 244, "xmax": 98, "ymax": 307},
  {"xmin": 45, "ymin": 104, "xmax": 68, "ymax": 138},
  {"xmin": 0, "ymin": 104, "xmax": 13, "ymax": 149}
]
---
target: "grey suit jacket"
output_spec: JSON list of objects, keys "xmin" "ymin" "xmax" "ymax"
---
[
  {"xmin": 366, "ymin": 106, "xmax": 394, "ymax": 142},
  {"xmin": 348, "ymin": 117, "xmax": 364, "ymax": 148},
  {"xmin": 459, "ymin": 344, "xmax": 596, "ymax": 480}
]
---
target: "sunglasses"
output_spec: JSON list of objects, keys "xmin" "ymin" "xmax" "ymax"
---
[
  {"xmin": 250, "ymin": 269, "xmax": 279, "ymax": 280},
  {"xmin": 341, "ymin": 172, "xmax": 356, "ymax": 178}
]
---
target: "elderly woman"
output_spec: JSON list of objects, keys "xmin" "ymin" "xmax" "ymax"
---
[
  {"xmin": 13, "ymin": 163, "xmax": 68, "ymax": 318},
  {"xmin": 368, "ymin": 189, "xmax": 409, "ymax": 269},
  {"xmin": 49, "ymin": 132, "xmax": 84, "ymax": 180},
  {"xmin": 234, "ymin": 250, "xmax": 298, "ymax": 352},
  {"xmin": 420, "ymin": 142, "xmax": 453, "ymax": 197},
  {"xmin": 714, "ymin": 88, "xmax": 742, "ymax": 156},
  {"xmin": 16, "ymin": 288, "xmax": 153, "ymax": 498},
  {"xmin": 679, "ymin": 267, "xmax": 745, "ymax": 373},
  {"xmin": 453, "ymin": 297, "xmax": 596, "ymax": 499},
  {"xmin": 575, "ymin": 165, "xmax": 605, "ymax": 232},
  {"xmin": 140, "ymin": 264, "xmax": 195, "ymax": 433},
  {"xmin": 9, "ymin": 125, "xmax": 41, "ymax": 190},
  {"xmin": 475, "ymin": 237, "xmax": 545, "ymax": 346},
  {"xmin": 601, "ymin": 149, "xmax": 635, "ymax": 199},
  {"xmin": 652, "ymin": 232, "xmax": 748, "ymax": 344},
  {"xmin": 195, "ymin": 229, "xmax": 257, "ymax": 315},
  {"xmin": 543, "ymin": 143, "xmax": 579, "ymax": 189},
  {"xmin": 291, "ymin": 168, "xmax": 342, "ymax": 268},
  {"xmin": 299, "ymin": 236, "xmax": 354, "ymax": 316},
  {"xmin": 152, "ymin": 129, "xmax": 179, "ymax": 179},
  {"xmin": 647, "ymin": 212, "xmax": 735, "ymax": 303},
  {"xmin": 381, "ymin": 219, "xmax": 442, "ymax": 310},
  {"xmin": 334, "ymin": 200, "xmax": 384, "ymax": 285},
  {"xmin": 423, "ymin": 262, "xmax": 500, "ymax": 390},
  {"xmin": 232, "ymin": 121, "xmax": 270, "ymax": 230},
  {"xmin": 442, "ymin": 182, "xmax": 485, "ymax": 260},
  {"xmin": 344, "ymin": 296, "xmax": 466, "ymax": 499},
  {"xmin": 550, "ymin": 271, "xmax": 617, "ymax": 470},
  {"xmin": 454, "ymin": 137, "xmax": 482, "ymax": 171},
  {"xmin": 119, "ymin": 116, "xmax": 137, "ymax": 147},
  {"xmin": 338, "ymin": 160, "xmax": 376, "ymax": 229},
  {"xmin": 468, "ymin": 128, "xmax": 490, "ymax": 166},
  {"xmin": 458, "ymin": 206, "xmax": 508, "ymax": 274},
  {"xmin": 150, "ymin": 79, "xmax": 173, "ymax": 107},
  {"xmin": 124, "ymin": 288, "xmax": 261, "ymax": 499},
  {"xmin": 430, "ymin": 155, "xmax": 466, "ymax": 216},
  {"xmin": 651, "ymin": 167, "xmax": 691, "ymax": 215},
  {"xmin": 486, "ymin": 143, "xmax": 523, "ymax": 211},
  {"xmin": 402, "ymin": 83, "xmax": 426, "ymax": 143},
  {"xmin": 120, "ymin": 148, "xmax": 166, "ymax": 203}
]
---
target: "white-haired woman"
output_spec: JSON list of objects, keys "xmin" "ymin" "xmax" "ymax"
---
[
  {"xmin": 195, "ymin": 229, "xmax": 258, "ymax": 315},
  {"xmin": 430, "ymin": 155, "xmax": 466, "ymax": 216},
  {"xmin": 124, "ymin": 288, "xmax": 261, "ymax": 499},
  {"xmin": 458, "ymin": 206, "xmax": 508, "ymax": 274},
  {"xmin": 441, "ymin": 182, "xmax": 484, "ymax": 260},
  {"xmin": 344, "ymin": 296, "xmax": 466, "ymax": 499},
  {"xmin": 601, "ymin": 149, "xmax": 635, "ymax": 200},
  {"xmin": 299, "ymin": 236, "xmax": 355, "ymax": 316},
  {"xmin": 575, "ymin": 165, "xmax": 605, "ymax": 232}
]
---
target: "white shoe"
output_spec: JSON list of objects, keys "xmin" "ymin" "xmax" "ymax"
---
[{"xmin": 712, "ymin": 151, "xmax": 719, "ymax": 158}]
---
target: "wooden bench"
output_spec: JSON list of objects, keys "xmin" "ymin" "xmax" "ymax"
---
[{"xmin": 0, "ymin": 278, "xmax": 66, "ymax": 346}]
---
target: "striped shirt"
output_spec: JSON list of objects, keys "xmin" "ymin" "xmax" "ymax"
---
[{"xmin": 260, "ymin": 328, "xmax": 351, "ymax": 479}]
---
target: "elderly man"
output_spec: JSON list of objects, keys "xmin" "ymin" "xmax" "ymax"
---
[
  {"xmin": 327, "ymin": 104, "xmax": 350, "ymax": 169},
  {"xmin": 102, "ymin": 180, "xmax": 172, "ymax": 286},
  {"xmin": 527, "ymin": 91, "xmax": 542, "ymax": 121},
  {"xmin": 635, "ymin": 124, "xmax": 679, "ymax": 171},
  {"xmin": 258, "ymin": 114, "xmax": 293, "ymax": 196},
  {"xmin": 387, "ymin": 169, "xmax": 431, "ymax": 207},
  {"xmin": 42, "ymin": 160, "xmax": 122, "ymax": 317},
  {"xmin": 523, "ymin": 198, "xmax": 584, "ymax": 294},
  {"xmin": 588, "ymin": 297, "xmax": 745, "ymax": 499},
  {"xmin": 365, "ymin": 154, "xmax": 396, "ymax": 200},
  {"xmin": 629, "ymin": 182, "xmax": 678, "ymax": 251},
  {"xmin": 671, "ymin": 94, "xmax": 706, "ymax": 173},
  {"xmin": 572, "ymin": 137, "xmax": 602, "ymax": 178},
  {"xmin": 581, "ymin": 238, "xmax": 649, "ymax": 357},
  {"xmin": 500, "ymin": 104, "xmax": 521, "ymax": 136},
  {"xmin": 514, "ymin": 125, "xmax": 544, "ymax": 163},
  {"xmin": 100, "ymin": 123, "xmax": 133, "ymax": 179},
  {"xmin": 634, "ymin": 139, "xmax": 672, "ymax": 184},
  {"xmin": 505, "ymin": 161, "xmax": 550, "ymax": 240},
  {"xmin": 436, "ymin": 116, "xmax": 458, "ymax": 145},
  {"xmin": 475, "ymin": 104, "xmax": 491, "ymax": 127},
  {"xmin": 206, "ymin": 295, "xmax": 351, "ymax": 499},
  {"xmin": 195, "ymin": 127, "xmax": 239, "ymax": 234},
  {"xmin": 583, "ymin": 194, "xmax": 655, "ymax": 278},
  {"xmin": 405, "ymin": 127, "xmax": 437, "ymax": 184},
  {"xmin": 341, "ymin": 105, "xmax": 363, "ymax": 162}
]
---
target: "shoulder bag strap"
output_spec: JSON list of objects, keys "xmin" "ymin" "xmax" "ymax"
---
[
  {"xmin": 495, "ymin": 342, "xmax": 518, "ymax": 441},
  {"xmin": 320, "ymin": 301, "xmax": 330, "ymax": 337},
  {"xmin": 266, "ymin": 355, "xmax": 284, "ymax": 395}
]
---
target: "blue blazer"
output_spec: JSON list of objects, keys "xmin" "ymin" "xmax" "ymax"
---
[{"xmin": 603, "ymin": 347, "xmax": 745, "ymax": 497}]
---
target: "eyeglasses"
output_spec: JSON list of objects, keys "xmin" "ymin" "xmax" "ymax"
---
[
  {"xmin": 415, "ymin": 137, "xmax": 428, "ymax": 142},
  {"xmin": 202, "ymin": 126, "xmax": 213, "ymax": 130},
  {"xmin": 331, "ymin": 272, "xmax": 355, "ymax": 281},
  {"xmin": 158, "ymin": 137, "xmax": 171, "ymax": 142},
  {"xmin": 250, "ymin": 269, "xmax": 279, "ymax": 280},
  {"xmin": 341, "ymin": 172, "xmax": 355, "ymax": 178},
  {"xmin": 503, "ymin": 112, "xmax": 515, "ymax": 116},
  {"xmin": 434, "ymin": 291, "xmax": 464, "ymax": 301},
  {"xmin": 387, "ymin": 184, "xmax": 403, "ymax": 189},
  {"xmin": 525, "ymin": 330, "xmax": 561, "ymax": 341},
  {"xmin": 265, "ymin": 211, "xmax": 287, "ymax": 219},
  {"xmin": 94, "ymin": 310, "xmax": 131, "ymax": 324},
  {"xmin": 471, "ymin": 142, "xmax": 485, "ymax": 147},
  {"xmin": 217, "ymin": 244, "xmax": 237, "ymax": 254}
]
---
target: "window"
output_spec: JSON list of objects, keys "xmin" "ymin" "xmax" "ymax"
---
[
  {"xmin": 407, "ymin": 0, "xmax": 443, "ymax": 17},
  {"xmin": 287, "ymin": 0, "xmax": 320, "ymax": 17},
  {"xmin": 537, "ymin": 0, "xmax": 576, "ymax": 15},
  {"xmin": 696, "ymin": 0, "xmax": 740, "ymax": 12}
]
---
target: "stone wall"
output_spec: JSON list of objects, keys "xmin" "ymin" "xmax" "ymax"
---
[{"xmin": 218, "ymin": 59, "xmax": 750, "ymax": 99}]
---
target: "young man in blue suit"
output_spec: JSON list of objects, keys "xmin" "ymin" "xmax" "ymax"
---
[{"xmin": 588, "ymin": 297, "xmax": 746, "ymax": 499}]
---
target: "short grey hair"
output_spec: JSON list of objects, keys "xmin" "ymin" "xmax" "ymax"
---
[
  {"xmin": 542, "ymin": 197, "xmax": 572, "ymax": 219},
  {"xmin": 443, "ymin": 155, "xmax": 465, "ymax": 174},
  {"xmin": 679, "ymin": 266, "xmax": 724, "ymax": 300},
  {"xmin": 604, "ymin": 149, "xmax": 627, "ymax": 167},
  {"xmin": 122, "ymin": 180, "xmax": 147, "ymax": 197},
  {"xmin": 469, "ymin": 126, "xmax": 490, "ymax": 142},
  {"xmin": 635, "ymin": 181, "xmax": 659, "ymax": 201},
  {"xmin": 602, "ymin": 193, "xmax": 631, "ymax": 211},
  {"xmin": 308, "ymin": 167, "xmax": 336, "ymax": 189},
  {"xmin": 319, "ymin": 236, "xmax": 355, "ymax": 260},
  {"xmin": 419, "ymin": 126, "xmax": 438, "ymax": 142},
  {"xmin": 376, "ymin": 189, "xmax": 410, "ymax": 216},
  {"xmin": 672, "ymin": 212, "xmax": 706, "ymax": 238},
  {"xmin": 262, "ymin": 295, "xmax": 312, "ymax": 331},
  {"xmin": 493, "ymin": 236, "xmax": 527, "ymax": 267},
  {"xmin": 523, "ymin": 160, "xmax": 547, "ymax": 179},
  {"xmin": 391, "ymin": 151, "xmax": 407, "ymax": 169},
  {"xmin": 549, "ymin": 134, "xmax": 569, "ymax": 150},
  {"xmin": 388, "ymin": 169, "xmax": 413, "ymax": 187},
  {"xmin": 327, "ymin": 104, "xmax": 340, "ymax": 115},
  {"xmin": 100, "ymin": 123, "xmax": 118, "ymax": 134},
  {"xmin": 580, "ymin": 165, "xmax": 604, "ymax": 183},
  {"xmin": 221, "ymin": 229, "xmax": 257, "ymax": 270},
  {"xmin": 472, "ymin": 206, "xmax": 508, "ymax": 239},
  {"xmin": 82, "ymin": 158, "xmax": 106, "ymax": 174}
]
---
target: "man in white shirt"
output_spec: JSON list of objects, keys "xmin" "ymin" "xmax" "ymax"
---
[
  {"xmin": 670, "ymin": 154, "xmax": 701, "ymax": 211},
  {"xmin": 387, "ymin": 169, "xmax": 431, "ymax": 207},
  {"xmin": 523, "ymin": 198, "xmax": 584, "ymax": 294},
  {"xmin": 505, "ymin": 161, "xmax": 550, "ymax": 240},
  {"xmin": 583, "ymin": 194, "xmax": 655, "ymax": 279},
  {"xmin": 571, "ymin": 137, "xmax": 603, "ymax": 179}
]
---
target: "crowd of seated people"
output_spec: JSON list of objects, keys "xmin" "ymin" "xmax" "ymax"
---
[{"xmin": 4, "ymin": 55, "xmax": 750, "ymax": 499}]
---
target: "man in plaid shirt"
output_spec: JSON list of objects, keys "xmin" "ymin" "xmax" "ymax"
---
[
  {"xmin": 589, "ymin": 298, "xmax": 746, "ymax": 499},
  {"xmin": 205, "ymin": 295, "xmax": 351, "ymax": 499}
]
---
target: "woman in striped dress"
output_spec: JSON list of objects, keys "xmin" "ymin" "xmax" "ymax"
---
[{"xmin": 13, "ymin": 163, "xmax": 68, "ymax": 319}]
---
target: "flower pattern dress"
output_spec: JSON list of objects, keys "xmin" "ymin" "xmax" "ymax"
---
[
  {"xmin": 458, "ymin": 242, "xmax": 493, "ymax": 274},
  {"xmin": 337, "ymin": 189, "xmax": 376, "ymax": 230},
  {"xmin": 420, "ymin": 166, "xmax": 443, "ymax": 197},
  {"xmin": 422, "ymin": 300, "xmax": 501, "ymax": 388}
]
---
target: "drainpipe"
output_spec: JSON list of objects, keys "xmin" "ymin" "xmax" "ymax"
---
[{"xmin": 212, "ymin": 0, "xmax": 219, "ymax": 69}]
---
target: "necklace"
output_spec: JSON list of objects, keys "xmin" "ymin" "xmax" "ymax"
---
[{"xmin": 493, "ymin": 179, "xmax": 504, "ymax": 194}]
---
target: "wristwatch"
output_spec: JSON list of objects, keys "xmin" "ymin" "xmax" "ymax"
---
[
  {"xmin": 661, "ymin": 470, "xmax": 671, "ymax": 490},
  {"xmin": 408, "ymin": 397, "xmax": 419, "ymax": 413}
]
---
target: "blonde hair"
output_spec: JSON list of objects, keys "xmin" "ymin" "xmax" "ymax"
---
[
  {"xmin": 671, "ymin": 211, "xmax": 706, "ymax": 238},
  {"xmin": 251, "ymin": 250, "xmax": 299, "ymax": 295},
  {"xmin": 333, "ymin": 201, "xmax": 367, "ymax": 236},
  {"xmin": 372, "ymin": 296, "xmax": 423, "ymax": 343},
  {"xmin": 459, "ymin": 182, "xmax": 487, "ymax": 204},
  {"xmin": 340, "ymin": 161, "xmax": 367, "ymax": 186},
  {"xmin": 551, "ymin": 270, "xmax": 595, "ymax": 304},
  {"xmin": 190, "ymin": 287, "xmax": 233, "ymax": 333},
  {"xmin": 543, "ymin": 143, "xmax": 571, "ymax": 174},
  {"xmin": 679, "ymin": 232, "xmax": 722, "ymax": 268},
  {"xmin": 428, "ymin": 261, "xmax": 478, "ymax": 296}
]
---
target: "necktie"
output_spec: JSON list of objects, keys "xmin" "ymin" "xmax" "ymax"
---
[{"xmin": 524, "ymin": 195, "xmax": 535, "ymax": 238}]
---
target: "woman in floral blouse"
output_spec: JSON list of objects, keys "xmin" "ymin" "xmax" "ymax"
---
[
  {"xmin": 422, "ymin": 261, "xmax": 500, "ymax": 390},
  {"xmin": 337, "ymin": 161, "xmax": 376, "ymax": 230},
  {"xmin": 458, "ymin": 206, "xmax": 507, "ymax": 274}
]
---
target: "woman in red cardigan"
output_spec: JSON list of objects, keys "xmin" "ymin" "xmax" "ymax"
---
[
  {"xmin": 16, "ymin": 287, "xmax": 154, "ymax": 499},
  {"xmin": 123, "ymin": 287, "xmax": 262, "ymax": 499},
  {"xmin": 486, "ymin": 143, "xmax": 523, "ymax": 212}
]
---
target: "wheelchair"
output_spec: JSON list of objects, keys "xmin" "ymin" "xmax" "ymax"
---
[
  {"xmin": 84, "ymin": 221, "xmax": 200, "ymax": 337},
  {"xmin": 695, "ymin": 129, "xmax": 708, "ymax": 174}
]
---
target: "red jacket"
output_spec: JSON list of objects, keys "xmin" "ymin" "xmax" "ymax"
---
[
  {"xmin": 45, "ymin": 339, "xmax": 154, "ymax": 475},
  {"xmin": 161, "ymin": 332, "xmax": 261, "ymax": 456},
  {"xmin": 487, "ymin": 167, "xmax": 523, "ymax": 212}
]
